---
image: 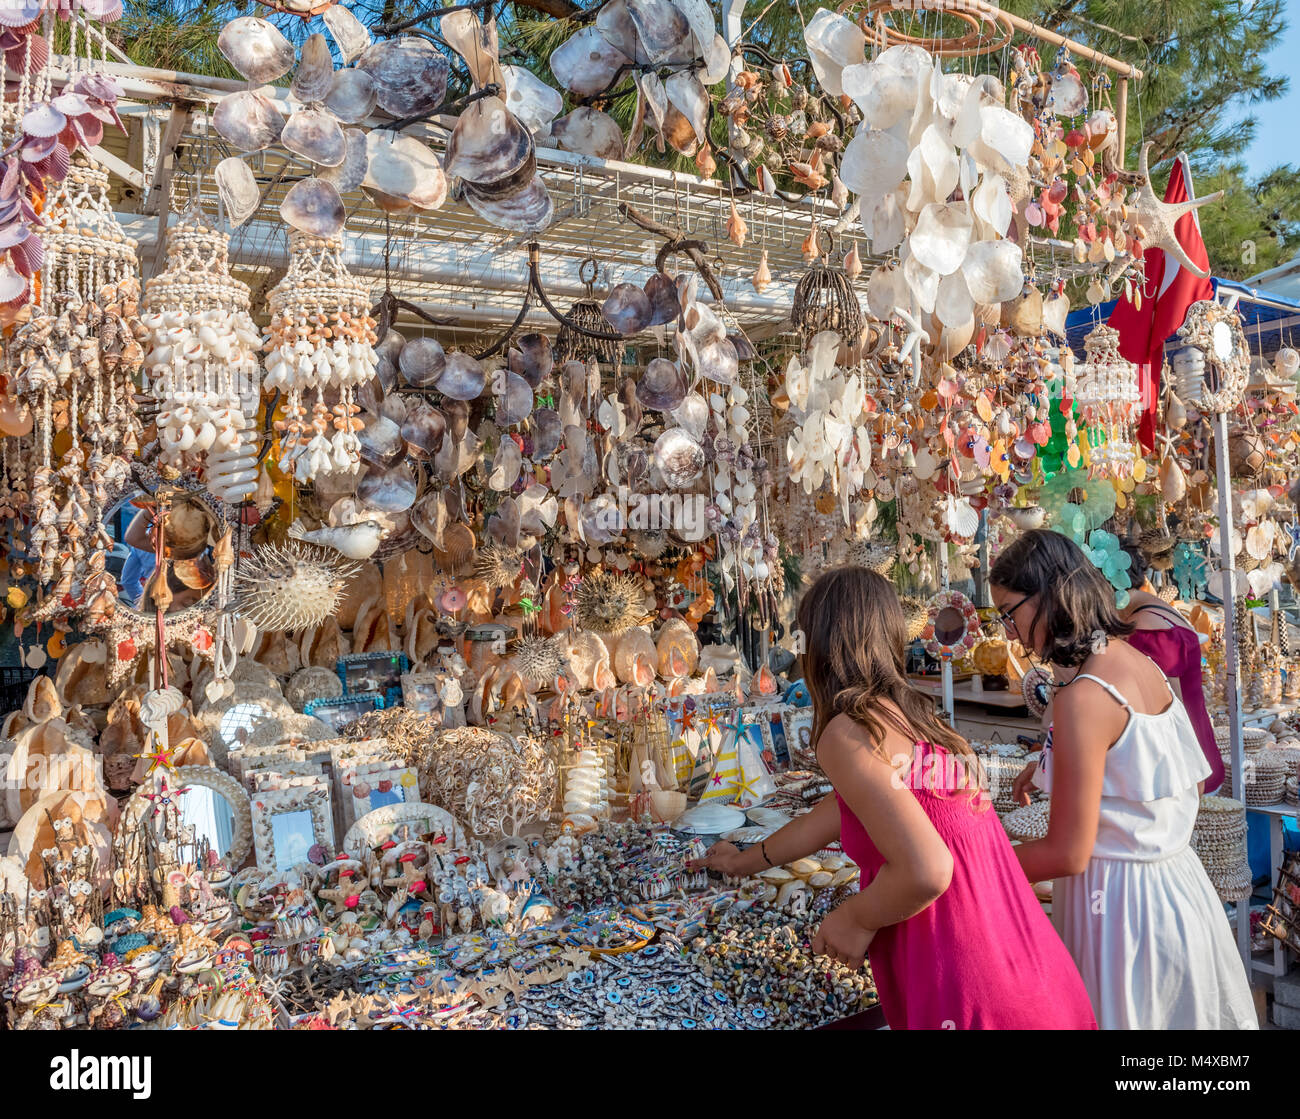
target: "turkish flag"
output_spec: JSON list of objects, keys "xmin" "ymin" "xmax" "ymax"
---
[{"xmin": 1107, "ymin": 153, "xmax": 1214, "ymax": 450}]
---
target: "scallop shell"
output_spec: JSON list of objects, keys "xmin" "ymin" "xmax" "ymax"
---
[
  {"xmin": 218, "ymin": 16, "xmax": 295, "ymax": 84},
  {"xmin": 514, "ymin": 333, "xmax": 553, "ymax": 387},
  {"xmin": 358, "ymin": 461, "xmax": 418, "ymax": 513},
  {"xmin": 363, "ymin": 130, "xmax": 447, "ymax": 210},
  {"xmin": 446, "ymin": 96, "xmax": 533, "ymax": 184},
  {"xmin": 215, "ymin": 156, "xmax": 259, "ymax": 228},
  {"xmin": 489, "ymin": 438, "xmax": 522, "ymax": 491},
  {"xmin": 626, "ymin": 0, "xmax": 692, "ymax": 63},
  {"xmin": 653, "ymin": 427, "xmax": 704, "ymax": 489},
  {"xmin": 357, "ymin": 37, "xmax": 450, "ymax": 118},
  {"xmin": 398, "ymin": 337, "xmax": 447, "ymax": 388},
  {"xmin": 961, "ymin": 240, "xmax": 1023, "ymax": 304},
  {"xmin": 292, "ymin": 34, "xmax": 335, "ymax": 104},
  {"xmin": 643, "ymin": 271, "xmax": 680, "ymax": 327},
  {"xmin": 323, "ymin": 4, "xmax": 372, "ymax": 65},
  {"xmin": 325, "ymin": 69, "xmax": 378, "ymax": 125},
  {"xmin": 550, "ymin": 25, "xmax": 631, "ymax": 98},
  {"xmin": 603, "ymin": 283, "xmax": 653, "ymax": 335},
  {"xmin": 213, "ymin": 90, "xmax": 286, "ymax": 153},
  {"xmin": 531, "ymin": 409, "xmax": 562, "ymax": 459},
  {"xmin": 549, "ymin": 107, "xmax": 625, "ymax": 161},
  {"xmin": 279, "ymin": 177, "xmax": 345, "ymax": 237},
  {"xmin": 502, "ymin": 64, "xmax": 563, "ymax": 136},
  {"xmin": 401, "ymin": 400, "xmax": 446, "ymax": 459},
  {"xmin": 281, "ymin": 108, "xmax": 346, "ymax": 167},
  {"xmin": 462, "ymin": 174, "xmax": 554, "ymax": 233},
  {"xmin": 316, "ymin": 127, "xmax": 369, "ymax": 192},
  {"xmin": 636, "ymin": 357, "xmax": 687, "ymax": 411},
  {"xmin": 495, "ymin": 371, "xmax": 534, "ymax": 426},
  {"xmin": 435, "ymin": 352, "xmax": 487, "ymax": 401}
]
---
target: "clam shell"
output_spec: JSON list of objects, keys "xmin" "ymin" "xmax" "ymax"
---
[
  {"xmin": 664, "ymin": 70, "xmax": 708, "ymax": 146},
  {"xmin": 495, "ymin": 371, "xmax": 535, "ymax": 426},
  {"xmin": 1050, "ymin": 67, "xmax": 1088, "ymax": 117},
  {"xmin": 400, "ymin": 400, "xmax": 446, "ymax": 459},
  {"xmin": 626, "ymin": 0, "xmax": 692, "ymax": 63},
  {"xmin": 323, "ymin": 4, "xmax": 372, "ymax": 65},
  {"xmin": 867, "ymin": 263, "xmax": 910, "ymax": 319},
  {"xmin": 643, "ymin": 271, "xmax": 680, "ymax": 327},
  {"xmin": 515, "ymin": 333, "xmax": 553, "ymax": 387},
  {"xmin": 462, "ymin": 175, "xmax": 554, "ymax": 233},
  {"xmin": 910, "ymin": 202, "xmax": 972, "ymax": 276},
  {"xmin": 356, "ymin": 377, "xmax": 385, "ymax": 416},
  {"xmin": 281, "ymin": 108, "xmax": 346, "ymax": 167},
  {"xmin": 550, "ymin": 107, "xmax": 625, "ymax": 161},
  {"xmin": 377, "ymin": 330, "xmax": 406, "ymax": 364},
  {"xmin": 411, "ymin": 489, "xmax": 448, "ymax": 547},
  {"xmin": 440, "ymin": 9, "xmax": 505, "ymax": 92},
  {"xmin": 443, "ymin": 399, "xmax": 470, "ymax": 441},
  {"xmin": 671, "ymin": 392, "xmax": 708, "ymax": 438},
  {"xmin": 435, "ymin": 352, "xmax": 487, "ymax": 401},
  {"xmin": 218, "ymin": 16, "xmax": 295, "ymax": 84},
  {"xmin": 292, "ymin": 34, "xmax": 335, "ymax": 104},
  {"xmin": 379, "ymin": 393, "xmax": 408, "ymax": 426},
  {"xmin": 839, "ymin": 128, "xmax": 909, "ymax": 201},
  {"xmin": 325, "ymin": 69, "xmax": 378, "ymax": 125},
  {"xmin": 653, "ymin": 427, "xmax": 704, "ymax": 488},
  {"xmin": 962, "ymin": 240, "xmax": 1023, "ymax": 304},
  {"xmin": 696, "ymin": 337, "xmax": 738, "ymax": 384},
  {"xmin": 398, "ymin": 337, "xmax": 447, "ymax": 388},
  {"xmin": 357, "ymin": 37, "xmax": 450, "ymax": 118},
  {"xmin": 215, "ymin": 156, "xmax": 259, "ymax": 228},
  {"xmin": 358, "ymin": 414, "xmax": 405, "ymax": 469},
  {"xmin": 279, "ymin": 177, "xmax": 345, "ymax": 237},
  {"xmin": 316, "ymin": 127, "xmax": 369, "ymax": 192},
  {"xmin": 603, "ymin": 283, "xmax": 653, "ymax": 335},
  {"xmin": 489, "ymin": 437, "xmax": 522, "ymax": 491},
  {"xmin": 596, "ymin": 0, "xmax": 651, "ymax": 64},
  {"xmin": 804, "ymin": 7, "xmax": 867, "ymax": 97},
  {"xmin": 445, "ymin": 96, "xmax": 532, "ymax": 185},
  {"xmin": 636, "ymin": 357, "xmax": 687, "ymax": 411},
  {"xmin": 363, "ymin": 130, "xmax": 447, "ymax": 210},
  {"xmin": 550, "ymin": 25, "xmax": 631, "ymax": 98},
  {"xmin": 531, "ymin": 408, "xmax": 562, "ymax": 459},
  {"xmin": 457, "ymin": 148, "xmax": 535, "ymax": 200},
  {"xmin": 502, "ymin": 64, "xmax": 563, "ymax": 136},
  {"xmin": 358, "ymin": 461, "xmax": 418, "ymax": 513},
  {"xmin": 213, "ymin": 90, "xmax": 285, "ymax": 154}
]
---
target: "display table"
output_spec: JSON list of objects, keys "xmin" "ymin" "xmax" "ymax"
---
[{"xmin": 911, "ymin": 677, "xmax": 1042, "ymax": 742}]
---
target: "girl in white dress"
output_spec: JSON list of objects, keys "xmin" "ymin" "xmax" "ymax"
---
[{"xmin": 991, "ymin": 530, "xmax": 1256, "ymax": 1030}]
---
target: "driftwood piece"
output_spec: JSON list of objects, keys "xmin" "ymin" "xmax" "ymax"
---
[{"xmin": 617, "ymin": 203, "xmax": 725, "ymax": 301}]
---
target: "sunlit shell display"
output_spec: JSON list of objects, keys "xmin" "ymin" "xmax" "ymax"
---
[
  {"xmin": 218, "ymin": 16, "xmax": 295, "ymax": 84},
  {"xmin": 357, "ymin": 37, "xmax": 450, "ymax": 118},
  {"xmin": 325, "ymin": 68, "xmax": 378, "ymax": 124},
  {"xmin": 279, "ymin": 177, "xmax": 346, "ymax": 237},
  {"xmin": 362, "ymin": 130, "xmax": 447, "ymax": 210},
  {"xmin": 445, "ymin": 96, "xmax": 533, "ymax": 185},
  {"xmin": 213, "ymin": 90, "xmax": 286, "ymax": 153},
  {"xmin": 653, "ymin": 427, "xmax": 705, "ymax": 489}
]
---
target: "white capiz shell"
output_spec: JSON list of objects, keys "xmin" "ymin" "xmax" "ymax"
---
[
  {"xmin": 501, "ymin": 64, "xmax": 563, "ymax": 135},
  {"xmin": 952, "ymin": 74, "xmax": 1003, "ymax": 148},
  {"xmin": 839, "ymin": 128, "xmax": 909, "ymax": 200},
  {"xmin": 972, "ymin": 174, "xmax": 1013, "ymax": 236},
  {"xmin": 803, "ymin": 7, "xmax": 866, "ymax": 97},
  {"xmin": 902, "ymin": 253, "xmax": 940, "ymax": 314},
  {"xmin": 841, "ymin": 63, "xmax": 917, "ymax": 129},
  {"xmin": 698, "ymin": 33, "xmax": 732, "ymax": 86},
  {"xmin": 671, "ymin": 392, "xmax": 709, "ymax": 438},
  {"xmin": 935, "ymin": 269, "xmax": 975, "ymax": 328},
  {"xmin": 975, "ymin": 105, "xmax": 1033, "ymax": 170},
  {"xmin": 961, "ymin": 239, "xmax": 1024, "ymax": 304},
  {"xmin": 909, "ymin": 202, "xmax": 972, "ymax": 275},
  {"xmin": 918, "ymin": 123, "xmax": 959, "ymax": 202},
  {"xmin": 865, "ymin": 189, "xmax": 906, "ymax": 253},
  {"xmin": 866, "ymin": 263, "xmax": 910, "ymax": 319}
]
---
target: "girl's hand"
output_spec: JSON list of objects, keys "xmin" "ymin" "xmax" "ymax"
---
[
  {"xmin": 688, "ymin": 841, "xmax": 751, "ymax": 876},
  {"xmin": 812, "ymin": 903, "xmax": 876, "ymax": 970},
  {"xmin": 1012, "ymin": 760, "xmax": 1039, "ymax": 807}
]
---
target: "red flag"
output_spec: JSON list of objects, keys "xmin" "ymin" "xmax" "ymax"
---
[{"xmin": 1107, "ymin": 153, "xmax": 1213, "ymax": 450}]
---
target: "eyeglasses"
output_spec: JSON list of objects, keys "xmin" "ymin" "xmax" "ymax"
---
[{"xmin": 997, "ymin": 594, "xmax": 1033, "ymax": 635}]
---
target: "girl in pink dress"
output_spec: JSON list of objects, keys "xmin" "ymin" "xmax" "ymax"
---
[{"xmin": 696, "ymin": 567, "xmax": 1096, "ymax": 1030}]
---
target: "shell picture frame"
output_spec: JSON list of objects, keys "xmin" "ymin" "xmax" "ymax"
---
[{"xmin": 250, "ymin": 783, "xmax": 335, "ymax": 872}]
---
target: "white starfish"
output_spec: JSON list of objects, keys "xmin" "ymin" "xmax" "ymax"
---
[
  {"xmin": 892, "ymin": 307, "xmax": 931, "ymax": 385},
  {"xmin": 1131, "ymin": 143, "xmax": 1224, "ymax": 280}
]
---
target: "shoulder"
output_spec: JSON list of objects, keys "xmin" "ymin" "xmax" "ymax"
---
[{"xmin": 817, "ymin": 714, "xmax": 905, "ymax": 775}]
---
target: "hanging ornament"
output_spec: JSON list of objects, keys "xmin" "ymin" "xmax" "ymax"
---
[{"xmin": 1074, "ymin": 322, "xmax": 1140, "ymax": 480}]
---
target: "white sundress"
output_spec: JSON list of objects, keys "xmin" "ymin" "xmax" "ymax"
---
[{"xmin": 1035, "ymin": 670, "xmax": 1258, "ymax": 1030}]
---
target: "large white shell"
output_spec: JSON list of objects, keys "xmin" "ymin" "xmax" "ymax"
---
[
  {"xmin": 215, "ymin": 156, "xmax": 259, "ymax": 227},
  {"xmin": 323, "ymin": 4, "xmax": 372, "ymax": 64},
  {"xmin": 916, "ymin": 123, "xmax": 958, "ymax": 204},
  {"xmin": 902, "ymin": 254, "xmax": 940, "ymax": 314},
  {"xmin": 934, "ymin": 270, "xmax": 974, "ymax": 329},
  {"xmin": 213, "ymin": 90, "xmax": 286, "ymax": 153},
  {"xmin": 279, "ymin": 177, "xmax": 346, "ymax": 237},
  {"xmin": 841, "ymin": 64, "xmax": 916, "ymax": 129},
  {"xmin": 866, "ymin": 189, "xmax": 905, "ymax": 254},
  {"xmin": 972, "ymin": 174, "xmax": 1013, "ymax": 237},
  {"xmin": 550, "ymin": 25, "xmax": 630, "ymax": 98},
  {"xmin": 973, "ymin": 106, "xmax": 1033, "ymax": 173},
  {"xmin": 325, "ymin": 68, "xmax": 378, "ymax": 124},
  {"xmin": 218, "ymin": 16, "xmax": 294, "ymax": 84},
  {"xmin": 550, "ymin": 107, "xmax": 625, "ymax": 161},
  {"xmin": 488, "ymin": 437, "xmax": 522, "ymax": 491},
  {"xmin": 363, "ymin": 130, "xmax": 447, "ymax": 210},
  {"xmin": 909, "ymin": 202, "xmax": 972, "ymax": 276},
  {"xmin": 803, "ymin": 8, "xmax": 866, "ymax": 98},
  {"xmin": 839, "ymin": 129, "xmax": 908, "ymax": 201},
  {"xmin": 952, "ymin": 74, "xmax": 1003, "ymax": 149},
  {"xmin": 292, "ymin": 33, "xmax": 335, "ymax": 104},
  {"xmin": 961, "ymin": 240, "xmax": 1023, "ymax": 304},
  {"xmin": 281, "ymin": 108, "xmax": 346, "ymax": 167},
  {"xmin": 502, "ymin": 64, "xmax": 563, "ymax": 136}
]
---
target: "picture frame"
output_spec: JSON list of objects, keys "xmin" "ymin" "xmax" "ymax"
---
[
  {"xmin": 782, "ymin": 707, "xmax": 815, "ymax": 763},
  {"xmin": 250, "ymin": 769, "xmax": 330, "ymax": 794},
  {"xmin": 739, "ymin": 706, "xmax": 777, "ymax": 772},
  {"xmin": 250, "ymin": 784, "xmax": 335, "ymax": 872},
  {"xmin": 229, "ymin": 745, "xmax": 315, "ymax": 787},
  {"xmin": 304, "ymin": 693, "xmax": 384, "ymax": 733},
  {"xmin": 341, "ymin": 802, "xmax": 465, "ymax": 859},
  {"xmin": 337, "ymin": 759, "xmax": 420, "ymax": 828},
  {"xmin": 762, "ymin": 703, "xmax": 793, "ymax": 770}
]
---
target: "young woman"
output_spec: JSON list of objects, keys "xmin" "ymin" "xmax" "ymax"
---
[
  {"xmin": 693, "ymin": 567, "xmax": 1095, "ymax": 1030},
  {"xmin": 992, "ymin": 530, "xmax": 1255, "ymax": 1030}
]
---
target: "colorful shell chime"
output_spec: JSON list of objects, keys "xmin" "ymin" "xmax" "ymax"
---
[
  {"xmin": 1074, "ymin": 322, "xmax": 1140, "ymax": 479},
  {"xmin": 13, "ymin": 158, "xmax": 143, "ymax": 621},
  {"xmin": 264, "ymin": 231, "xmax": 378, "ymax": 482},
  {"xmin": 141, "ymin": 213, "xmax": 262, "ymax": 502}
]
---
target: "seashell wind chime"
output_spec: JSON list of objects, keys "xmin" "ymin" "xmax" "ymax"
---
[
  {"xmin": 140, "ymin": 213, "xmax": 262, "ymax": 502},
  {"xmin": 1074, "ymin": 322, "xmax": 1140, "ymax": 479},
  {"xmin": 11, "ymin": 158, "xmax": 144, "ymax": 623},
  {"xmin": 264, "ymin": 231, "xmax": 378, "ymax": 482}
]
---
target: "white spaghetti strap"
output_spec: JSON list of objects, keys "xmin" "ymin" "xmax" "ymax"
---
[{"xmin": 1075, "ymin": 673, "xmax": 1133, "ymax": 712}]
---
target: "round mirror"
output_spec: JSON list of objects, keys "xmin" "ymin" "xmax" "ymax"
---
[
  {"xmin": 106, "ymin": 488, "xmax": 221, "ymax": 615},
  {"xmin": 933, "ymin": 605, "xmax": 968, "ymax": 647},
  {"xmin": 1211, "ymin": 320, "xmax": 1234, "ymax": 361}
]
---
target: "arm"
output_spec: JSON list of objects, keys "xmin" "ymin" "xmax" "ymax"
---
[
  {"xmin": 124, "ymin": 510, "xmax": 155, "ymax": 552},
  {"xmin": 1014, "ymin": 681, "xmax": 1116, "ymax": 882},
  {"xmin": 694, "ymin": 793, "xmax": 840, "ymax": 877}
]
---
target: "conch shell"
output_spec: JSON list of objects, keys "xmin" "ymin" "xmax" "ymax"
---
[
  {"xmin": 752, "ymin": 249, "xmax": 771, "ymax": 293},
  {"xmin": 727, "ymin": 200, "xmax": 747, "ymax": 247}
]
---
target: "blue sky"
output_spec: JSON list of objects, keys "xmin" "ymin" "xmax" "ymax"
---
[{"xmin": 1237, "ymin": 0, "xmax": 1300, "ymax": 176}]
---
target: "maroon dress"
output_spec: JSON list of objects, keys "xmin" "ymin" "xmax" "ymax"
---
[{"xmin": 1126, "ymin": 604, "xmax": 1223, "ymax": 794}]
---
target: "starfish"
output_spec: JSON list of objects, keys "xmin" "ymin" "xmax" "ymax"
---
[
  {"xmin": 1130, "ymin": 143, "xmax": 1224, "ymax": 280},
  {"xmin": 891, "ymin": 308, "xmax": 930, "ymax": 384}
]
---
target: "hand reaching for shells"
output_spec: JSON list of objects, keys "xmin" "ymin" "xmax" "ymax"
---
[
  {"xmin": 812, "ymin": 904, "xmax": 875, "ymax": 971},
  {"xmin": 1012, "ymin": 761, "xmax": 1039, "ymax": 807},
  {"xmin": 689, "ymin": 840, "xmax": 759, "ymax": 877}
]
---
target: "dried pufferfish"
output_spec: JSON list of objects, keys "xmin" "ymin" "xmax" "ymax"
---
[{"xmin": 233, "ymin": 542, "xmax": 360, "ymax": 631}]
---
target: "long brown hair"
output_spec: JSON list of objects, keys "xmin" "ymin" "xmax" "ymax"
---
[{"xmin": 796, "ymin": 567, "xmax": 972, "ymax": 762}]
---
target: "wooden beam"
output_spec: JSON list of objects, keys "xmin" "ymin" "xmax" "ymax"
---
[
  {"xmin": 88, "ymin": 144, "xmax": 146, "ymax": 191},
  {"xmin": 145, "ymin": 104, "xmax": 192, "ymax": 280}
]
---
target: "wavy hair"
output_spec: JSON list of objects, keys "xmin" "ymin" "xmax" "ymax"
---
[
  {"xmin": 989, "ymin": 529, "xmax": 1135, "ymax": 667},
  {"xmin": 796, "ymin": 567, "xmax": 972, "ymax": 764}
]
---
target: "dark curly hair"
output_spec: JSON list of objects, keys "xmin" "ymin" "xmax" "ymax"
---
[{"xmin": 990, "ymin": 530, "xmax": 1135, "ymax": 667}]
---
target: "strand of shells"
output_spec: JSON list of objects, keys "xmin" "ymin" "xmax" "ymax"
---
[
  {"xmin": 10, "ymin": 159, "xmax": 143, "ymax": 620},
  {"xmin": 141, "ymin": 215, "xmax": 262, "ymax": 497},
  {"xmin": 264, "ymin": 232, "xmax": 377, "ymax": 482}
]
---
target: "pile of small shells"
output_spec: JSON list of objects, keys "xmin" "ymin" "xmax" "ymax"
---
[{"xmin": 686, "ymin": 904, "xmax": 877, "ymax": 1028}]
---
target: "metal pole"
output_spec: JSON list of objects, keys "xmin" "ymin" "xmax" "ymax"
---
[{"xmin": 939, "ymin": 541, "xmax": 955, "ymax": 727}]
